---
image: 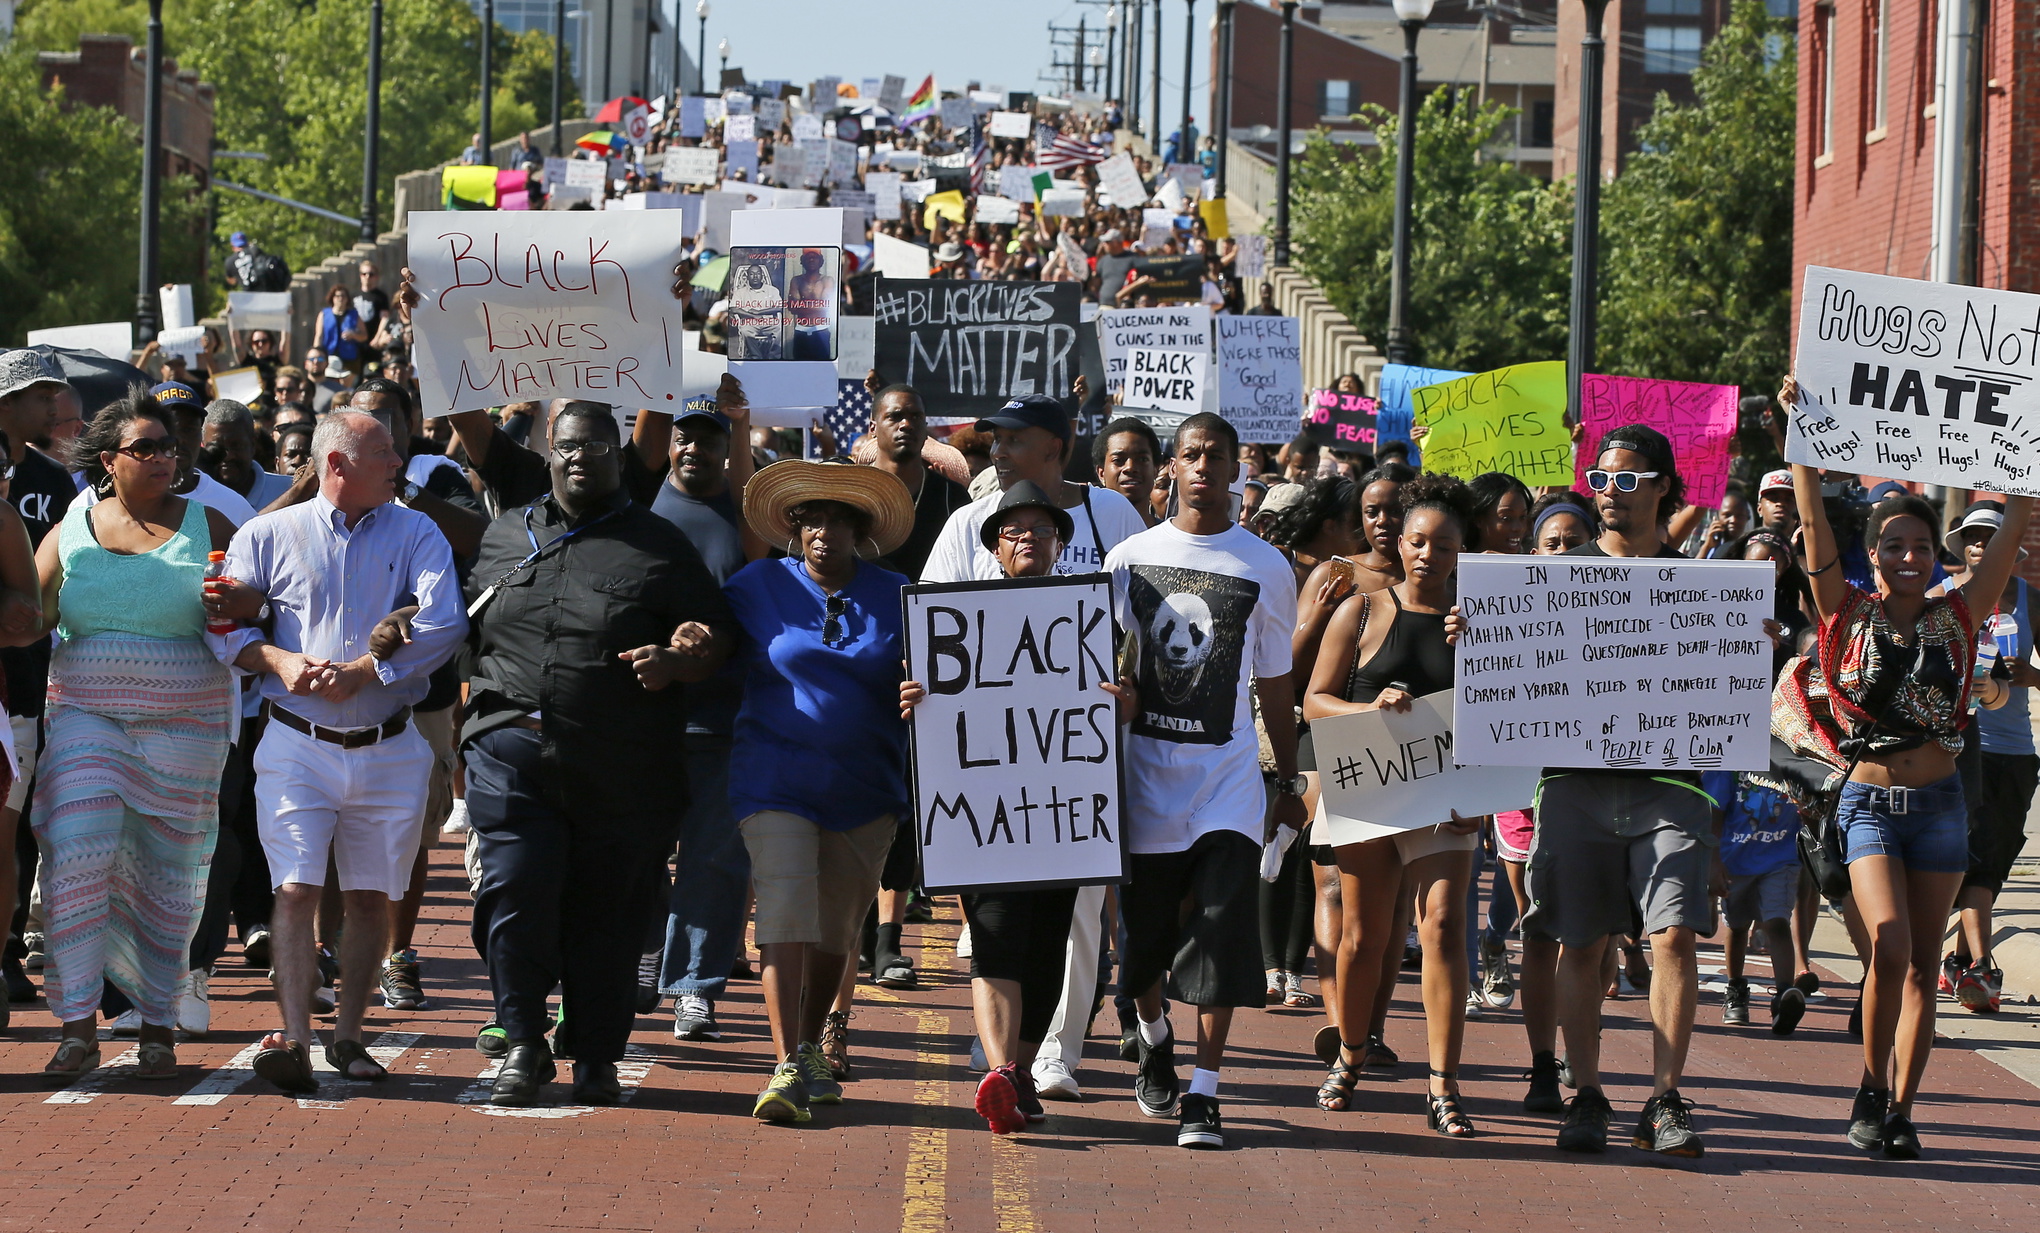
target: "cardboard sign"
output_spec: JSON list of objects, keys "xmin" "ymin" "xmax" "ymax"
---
[
  {"xmin": 989, "ymin": 111, "xmax": 1032, "ymax": 139},
  {"xmin": 873, "ymin": 278, "xmax": 1082, "ymax": 416},
  {"xmin": 25, "ymin": 321, "xmax": 133, "ymax": 359},
  {"xmin": 836, "ymin": 315, "xmax": 876, "ymax": 379},
  {"xmin": 1040, "ymin": 188, "xmax": 1086, "ymax": 217},
  {"xmin": 866, "ymin": 171, "xmax": 903, "ymax": 220},
  {"xmin": 793, "ymin": 113, "xmax": 824, "ymax": 142},
  {"xmin": 664, "ymin": 145, "xmax": 720, "ymax": 186},
  {"xmin": 997, "ymin": 164, "xmax": 1037, "ymax": 202},
  {"xmin": 1097, "ymin": 151, "xmax": 1146, "ymax": 209},
  {"xmin": 1411, "ymin": 361, "xmax": 1571, "ymax": 486},
  {"xmin": 564, "ymin": 159, "xmax": 607, "ymax": 191},
  {"xmin": 1096, "ymin": 305, "xmax": 1210, "ymax": 397},
  {"xmin": 407, "ymin": 210, "xmax": 689, "ymax": 416},
  {"xmin": 680, "ymin": 96, "xmax": 707, "ymax": 138},
  {"xmin": 1216, "ymin": 314, "xmax": 1303, "ymax": 444},
  {"xmin": 1235, "ymin": 234, "xmax": 1267, "ymax": 282},
  {"xmin": 902, "ymin": 575, "xmax": 1126, "ymax": 894},
  {"xmin": 878, "ymin": 74, "xmax": 906, "ymax": 113},
  {"xmin": 725, "ymin": 139, "xmax": 760, "ymax": 181},
  {"xmin": 1575, "ymin": 373, "xmax": 1741, "ymax": 506},
  {"xmin": 1124, "ymin": 347, "xmax": 1205, "ymax": 416},
  {"xmin": 1305, "ymin": 389, "xmax": 1379, "ymax": 451},
  {"xmin": 1314, "ymin": 693, "xmax": 1540, "ymax": 843},
  {"xmin": 1791, "ymin": 265, "xmax": 2040, "ymax": 495},
  {"xmin": 873, "ymin": 233, "xmax": 933, "ymax": 280},
  {"xmin": 940, "ymin": 97, "xmax": 973, "ymax": 130},
  {"xmin": 724, "ymin": 113, "xmax": 755, "ymax": 143},
  {"xmin": 225, "ymin": 291, "xmax": 292, "ymax": 333},
  {"xmin": 974, "ymin": 195, "xmax": 1022, "ymax": 225},
  {"xmin": 725, "ymin": 208, "xmax": 843, "ymax": 407},
  {"xmin": 1452, "ymin": 556, "xmax": 1774, "ymax": 772}
]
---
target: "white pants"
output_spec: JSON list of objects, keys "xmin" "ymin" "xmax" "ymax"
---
[
  {"xmin": 254, "ymin": 720, "xmax": 433, "ymax": 899},
  {"xmin": 1032, "ymin": 883, "xmax": 1107, "ymax": 1078}
]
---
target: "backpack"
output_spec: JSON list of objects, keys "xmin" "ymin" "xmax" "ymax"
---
[{"xmin": 244, "ymin": 252, "xmax": 291, "ymax": 292}]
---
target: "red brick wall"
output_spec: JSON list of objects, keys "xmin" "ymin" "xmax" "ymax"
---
[
  {"xmin": 1554, "ymin": 0, "xmax": 1728, "ymax": 182},
  {"xmin": 1228, "ymin": 2, "xmax": 1400, "ymax": 138}
]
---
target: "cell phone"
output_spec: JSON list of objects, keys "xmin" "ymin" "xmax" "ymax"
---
[
  {"xmin": 1326, "ymin": 556, "xmax": 1356, "ymax": 587},
  {"xmin": 1387, "ymin": 679, "xmax": 1411, "ymax": 694}
]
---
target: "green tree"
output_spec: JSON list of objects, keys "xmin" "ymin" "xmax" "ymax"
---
[
  {"xmin": 501, "ymin": 26, "xmax": 580, "ymax": 131},
  {"xmin": 1289, "ymin": 91, "xmax": 1574, "ymax": 373},
  {"xmin": 1597, "ymin": 1, "xmax": 1797, "ymax": 392}
]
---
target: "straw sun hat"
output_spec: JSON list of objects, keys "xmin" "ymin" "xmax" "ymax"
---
[{"xmin": 744, "ymin": 459, "xmax": 916, "ymax": 558}]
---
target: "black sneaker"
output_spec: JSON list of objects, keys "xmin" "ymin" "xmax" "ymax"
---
[
  {"xmin": 1847, "ymin": 1085, "xmax": 1889, "ymax": 1151},
  {"xmin": 1632, "ymin": 1089, "xmax": 1704, "ymax": 1157},
  {"xmin": 1524, "ymin": 1051, "xmax": 1565, "ymax": 1115},
  {"xmin": 1556, "ymin": 1087, "xmax": 1613, "ymax": 1153},
  {"xmin": 1722, "ymin": 978, "xmax": 1750, "ymax": 1025},
  {"xmin": 1793, "ymin": 969, "xmax": 1821, "ymax": 996},
  {"xmin": 1770, "ymin": 986, "xmax": 1808, "ymax": 1036},
  {"xmin": 1013, "ymin": 1066, "xmax": 1046, "ymax": 1124},
  {"xmin": 1882, "ymin": 1113, "xmax": 1922, "ymax": 1160},
  {"xmin": 1134, "ymin": 1026, "xmax": 1179, "ymax": 1119},
  {"xmin": 1118, "ymin": 1011, "xmax": 1141, "ymax": 1063},
  {"xmin": 1177, "ymin": 1092, "xmax": 1223, "ymax": 1148}
]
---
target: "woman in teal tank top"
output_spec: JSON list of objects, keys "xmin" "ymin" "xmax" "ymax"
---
[{"xmin": 26, "ymin": 395, "xmax": 238, "ymax": 1083}]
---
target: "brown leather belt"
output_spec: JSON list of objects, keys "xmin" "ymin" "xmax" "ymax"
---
[
  {"xmin": 509, "ymin": 715, "xmax": 543, "ymax": 731},
  {"xmin": 265, "ymin": 702, "xmax": 412, "ymax": 749}
]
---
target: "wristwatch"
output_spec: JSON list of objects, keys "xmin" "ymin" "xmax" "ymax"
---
[
  {"xmin": 257, "ymin": 600, "xmax": 271, "ymax": 621},
  {"xmin": 1274, "ymin": 773, "xmax": 1308, "ymax": 797},
  {"xmin": 401, "ymin": 480, "xmax": 422, "ymax": 504}
]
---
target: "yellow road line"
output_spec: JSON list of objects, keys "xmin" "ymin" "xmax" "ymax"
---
[
  {"xmin": 992, "ymin": 1137, "xmax": 1039, "ymax": 1233},
  {"xmin": 900, "ymin": 1008, "xmax": 952, "ymax": 1233}
]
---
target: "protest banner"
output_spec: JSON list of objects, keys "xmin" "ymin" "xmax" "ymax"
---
[
  {"xmin": 975, "ymin": 195, "xmax": 1022, "ymax": 225},
  {"xmin": 873, "ymin": 278, "xmax": 1082, "ymax": 416},
  {"xmin": 989, "ymin": 110, "xmax": 1032, "ymax": 139},
  {"xmin": 1124, "ymin": 347, "xmax": 1205, "ymax": 417},
  {"xmin": 1452, "ymin": 556, "xmax": 1773, "ymax": 772},
  {"xmin": 1410, "ymin": 361, "xmax": 1571, "ymax": 486},
  {"xmin": 1574, "ymin": 373, "xmax": 1740, "ymax": 506},
  {"xmin": 1130, "ymin": 255, "xmax": 1201, "ymax": 303},
  {"xmin": 866, "ymin": 171, "xmax": 902, "ymax": 220},
  {"xmin": 874, "ymin": 232, "xmax": 933, "ymax": 279},
  {"xmin": 1313, "ymin": 694, "xmax": 1539, "ymax": 845},
  {"xmin": 1304, "ymin": 389, "xmax": 1379, "ymax": 451},
  {"xmin": 664, "ymin": 145, "xmax": 719, "ymax": 185},
  {"xmin": 1097, "ymin": 151, "xmax": 1146, "ymax": 208},
  {"xmin": 997, "ymin": 164, "xmax": 1036, "ymax": 202},
  {"xmin": 1790, "ymin": 265, "xmax": 2040, "ymax": 495},
  {"xmin": 1216, "ymin": 314, "xmax": 1303, "ymax": 443},
  {"xmin": 1375, "ymin": 362, "xmax": 1467, "ymax": 464},
  {"xmin": 1040, "ymin": 188, "xmax": 1086, "ymax": 217},
  {"xmin": 940, "ymin": 97, "xmax": 973, "ymax": 130},
  {"xmin": 1096, "ymin": 305, "xmax": 1210, "ymax": 397},
  {"xmin": 407, "ymin": 209, "xmax": 688, "ymax": 416},
  {"xmin": 725, "ymin": 208, "xmax": 843, "ymax": 407},
  {"xmin": 26, "ymin": 321, "xmax": 133, "ymax": 359},
  {"xmin": 564, "ymin": 159, "xmax": 607, "ymax": 191},
  {"xmin": 902, "ymin": 576, "xmax": 1126, "ymax": 893}
]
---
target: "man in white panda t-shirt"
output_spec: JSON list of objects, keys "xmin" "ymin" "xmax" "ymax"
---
[{"xmin": 919, "ymin": 392, "xmax": 1148, "ymax": 1110}]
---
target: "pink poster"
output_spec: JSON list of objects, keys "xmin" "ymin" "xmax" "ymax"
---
[{"xmin": 1573, "ymin": 373, "xmax": 1740, "ymax": 506}]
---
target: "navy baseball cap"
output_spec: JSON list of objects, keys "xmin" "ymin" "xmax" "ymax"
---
[
  {"xmin": 975, "ymin": 393, "xmax": 1071, "ymax": 443},
  {"xmin": 230, "ymin": 231, "xmax": 248, "ymax": 247},
  {"xmin": 150, "ymin": 381, "xmax": 201, "ymax": 408},
  {"xmin": 675, "ymin": 395, "xmax": 730, "ymax": 431}
]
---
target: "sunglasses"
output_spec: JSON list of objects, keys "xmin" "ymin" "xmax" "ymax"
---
[
  {"xmin": 822, "ymin": 593, "xmax": 847, "ymax": 647},
  {"xmin": 997, "ymin": 524, "xmax": 1059, "ymax": 543},
  {"xmin": 1585, "ymin": 469, "xmax": 1661, "ymax": 494},
  {"xmin": 551, "ymin": 439, "xmax": 616, "ymax": 460},
  {"xmin": 113, "ymin": 437, "xmax": 174, "ymax": 461}
]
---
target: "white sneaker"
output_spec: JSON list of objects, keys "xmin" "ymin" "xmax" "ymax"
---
[
  {"xmin": 111, "ymin": 1008, "xmax": 143, "ymax": 1037},
  {"xmin": 1463, "ymin": 990, "xmax": 1485, "ymax": 1020},
  {"xmin": 441, "ymin": 798, "xmax": 471, "ymax": 835},
  {"xmin": 955, "ymin": 923, "xmax": 973, "ymax": 960},
  {"xmin": 22, "ymin": 932, "xmax": 46, "ymax": 971},
  {"xmin": 1031, "ymin": 1057, "xmax": 1083, "ymax": 1101},
  {"xmin": 177, "ymin": 969, "xmax": 211, "ymax": 1038}
]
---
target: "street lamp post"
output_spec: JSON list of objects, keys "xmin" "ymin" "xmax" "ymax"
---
[
  {"xmin": 1273, "ymin": 1, "xmax": 1297, "ymax": 265},
  {"xmin": 136, "ymin": 0, "xmax": 164, "ymax": 343},
  {"xmin": 1125, "ymin": 1, "xmax": 1141, "ymax": 136},
  {"xmin": 1214, "ymin": 0, "xmax": 1234, "ymax": 196},
  {"xmin": 361, "ymin": 0, "xmax": 384, "ymax": 243},
  {"xmin": 1179, "ymin": 0, "xmax": 1194, "ymax": 163},
  {"xmin": 1150, "ymin": 0, "xmax": 1163, "ymax": 146},
  {"xmin": 1567, "ymin": 0, "xmax": 1610, "ymax": 422},
  {"xmin": 1105, "ymin": 5, "xmax": 1119, "ymax": 108},
  {"xmin": 1385, "ymin": 0, "xmax": 1434, "ymax": 366},
  {"xmin": 480, "ymin": 0, "xmax": 495, "ymax": 166},
  {"xmin": 552, "ymin": 0, "xmax": 565, "ymax": 155},
  {"xmin": 717, "ymin": 37, "xmax": 729, "ymax": 89},
  {"xmin": 1089, "ymin": 47, "xmax": 1105, "ymax": 98},
  {"xmin": 602, "ymin": 0, "xmax": 615, "ymax": 101},
  {"xmin": 696, "ymin": 0, "xmax": 709, "ymax": 95}
]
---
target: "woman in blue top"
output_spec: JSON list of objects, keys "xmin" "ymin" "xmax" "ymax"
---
[
  {"xmin": 727, "ymin": 459, "xmax": 915, "ymax": 1126},
  {"xmin": 22, "ymin": 395, "xmax": 237, "ymax": 1082},
  {"xmin": 316, "ymin": 284, "xmax": 367, "ymax": 372}
]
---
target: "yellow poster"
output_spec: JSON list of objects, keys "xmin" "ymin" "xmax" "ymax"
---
[
  {"xmin": 922, "ymin": 190, "xmax": 967, "ymax": 228},
  {"xmin": 442, "ymin": 164, "xmax": 499, "ymax": 206},
  {"xmin": 1198, "ymin": 198, "xmax": 1229, "ymax": 239},
  {"xmin": 1409, "ymin": 361, "xmax": 1571, "ymax": 486}
]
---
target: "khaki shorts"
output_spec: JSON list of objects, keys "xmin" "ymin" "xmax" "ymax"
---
[{"xmin": 740, "ymin": 811, "xmax": 895, "ymax": 952}]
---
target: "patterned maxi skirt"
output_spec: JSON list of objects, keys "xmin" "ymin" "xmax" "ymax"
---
[{"xmin": 32, "ymin": 634, "xmax": 233, "ymax": 1025}]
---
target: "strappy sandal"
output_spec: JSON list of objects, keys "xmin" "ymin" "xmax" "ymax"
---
[
  {"xmin": 1361, "ymin": 1033, "xmax": 1399, "ymax": 1070},
  {"xmin": 253, "ymin": 1037, "xmax": 319, "ymax": 1094},
  {"xmin": 1316, "ymin": 1044, "xmax": 1364, "ymax": 1111},
  {"xmin": 42, "ymin": 1036, "xmax": 101, "ymax": 1086},
  {"xmin": 134, "ymin": 1039, "xmax": 179, "ymax": 1080},
  {"xmin": 820, "ymin": 1010, "xmax": 853, "ymax": 1080},
  {"xmin": 1426, "ymin": 1070, "xmax": 1475, "ymax": 1137},
  {"xmin": 326, "ymin": 1037, "xmax": 389, "ymax": 1082},
  {"xmin": 1283, "ymin": 973, "xmax": 1320, "ymax": 1009}
]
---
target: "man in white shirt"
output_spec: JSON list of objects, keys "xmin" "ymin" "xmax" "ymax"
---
[{"xmin": 1105, "ymin": 411, "xmax": 1304, "ymax": 1150}]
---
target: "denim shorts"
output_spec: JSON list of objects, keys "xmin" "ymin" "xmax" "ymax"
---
[{"xmin": 1835, "ymin": 774, "xmax": 1970, "ymax": 874}]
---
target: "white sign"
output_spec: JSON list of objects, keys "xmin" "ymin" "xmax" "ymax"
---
[
  {"xmin": 1040, "ymin": 188, "xmax": 1086, "ymax": 217},
  {"xmin": 224, "ymin": 292, "xmax": 291, "ymax": 333},
  {"xmin": 724, "ymin": 113, "xmax": 755, "ymax": 143},
  {"xmin": 160, "ymin": 284, "xmax": 195, "ymax": 331},
  {"xmin": 1452, "ymin": 556, "xmax": 1775, "ymax": 772},
  {"xmin": 212, "ymin": 366, "xmax": 263, "ymax": 405},
  {"xmin": 836, "ymin": 315, "xmax": 875, "ymax": 378},
  {"xmin": 902, "ymin": 576, "xmax": 1126, "ymax": 893},
  {"xmin": 989, "ymin": 110, "xmax": 1032, "ymax": 139},
  {"xmin": 878, "ymin": 75, "xmax": 906, "ymax": 112},
  {"xmin": 1216, "ymin": 314, "xmax": 1303, "ymax": 444},
  {"xmin": 756, "ymin": 97, "xmax": 785, "ymax": 130},
  {"xmin": 622, "ymin": 104, "xmax": 651, "ymax": 144},
  {"xmin": 1124, "ymin": 347, "xmax": 1205, "ymax": 416},
  {"xmin": 664, "ymin": 145, "xmax": 719, "ymax": 186},
  {"xmin": 874, "ymin": 233, "xmax": 932, "ymax": 280},
  {"xmin": 407, "ymin": 210, "xmax": 690, "ymax": 416},
  {"xmin": 827, "ymin": 138, "xmax": 860, "ymax": 185},
  {"xmin": 1236, "ymin": 233, "xmax": 1267, "ymax": 282},
  {"xmin": 1096, "ymin": 305, "xmax": 1210, "ymax": 397},
  {"xmin": 974, "ymin": 195, "xmax": 1022, "ymax": 225},
  {"xmin": 1790, "ymin": 265, "xmax": 2040, "ymax": 495},
  {"xmin": 997, "ymin": 164, "xmax": 1037, "ymax": 202},
  {"xmin": 699, "ymin": 189, "xmax": 746, "ymax": 250},
  {"xmin": 866, "ymin": 171, "xmax": 902, "ymax": 220},
  {"xmin": 899, "ymin": 178, "xmax": 938, "ymax": 204},
  {"xmin": 725, "ymin": 139, "xmax": 759, "ymax": 180},
  {"xmin": 25, "ymin": 321, "xmax": 132, "ymax": 359},
  {"xmin": 1314, "ymin": 693, "xmax": 1540, "ymax": 844},
  {"xmin": 723, "ymin": 207, "xmax": 842, "ymax": 409},
  {"xmin": 793, "ymin": 113, "xmax": 824, "ymax": 142},
  {"xmin": 564, "ymin": 159, "xmax": 607, "ymax": 191},
  {"xmin": 939, "ymin": 97, "xmax": 973, "ymax": 130},
  {"xmin": 1096, "ymin": 151, "xmax": 1146, "ymax": 209},
  {"xmin": 680, "ymin": 96, "xmax": 707, "ymax": 138}
]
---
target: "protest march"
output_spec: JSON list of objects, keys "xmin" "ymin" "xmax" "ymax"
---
[{"xmin": 6, "ymin": 15, "xmax": 2040, "ymax": 1223}]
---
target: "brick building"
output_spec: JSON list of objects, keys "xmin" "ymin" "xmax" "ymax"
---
[
  {"xmin": 37, "ymin": 33, "xmax": 215, "ymax": 187},
  {"xmin": 1550, "ymin": 0, "xmax": 1752, "ymax": 183}
]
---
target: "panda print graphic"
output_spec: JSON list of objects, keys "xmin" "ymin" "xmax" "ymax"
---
[{"xmin": 1124, "ymin": 564, "xmax": 1262, "ymax": 746}]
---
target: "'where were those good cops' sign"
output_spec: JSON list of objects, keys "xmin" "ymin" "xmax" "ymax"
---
[{"xmin": 901, "ymin": 575, "xmax": 1126, "ymax": 894}]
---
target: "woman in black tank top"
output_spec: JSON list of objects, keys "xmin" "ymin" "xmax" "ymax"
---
[{"xmin": 1301, "ymin": 474, "xmax": 1481, "ymax": 1137}]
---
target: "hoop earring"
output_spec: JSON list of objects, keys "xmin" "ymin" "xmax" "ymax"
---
[{"xmin": 94, "ymin": 472, "xmax": 115, "ymax": 498}]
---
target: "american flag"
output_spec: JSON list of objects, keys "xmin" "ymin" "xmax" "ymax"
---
[
  {"xmin": 1036, "ymin": 123, "xmax": 1107, "ymax": 173},
  {"xmin": 811, "ymin": 377, "xmax": 872, "ymax": 457},
  {"xmin": 968, "ymin": 116, "xmax": 990, "ymax": 194}
]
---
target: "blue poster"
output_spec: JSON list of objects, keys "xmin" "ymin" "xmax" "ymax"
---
[{"xmin": 1376, "ymin": 362, "xmax": 1469, "ymax": 467}]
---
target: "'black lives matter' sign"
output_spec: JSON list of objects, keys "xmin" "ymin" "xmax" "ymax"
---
[{"xmin": 873, "ymin": 278, "xmax": 1081, "ymax": 417}]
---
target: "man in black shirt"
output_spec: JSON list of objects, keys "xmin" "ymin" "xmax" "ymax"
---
[
  {"xmin": 864, "ymin": 382, "xmax": 967, "ymax": 579},
  {"xmin": 461, "ymin": 405, "xmax": 734, "ymax": 1107}
]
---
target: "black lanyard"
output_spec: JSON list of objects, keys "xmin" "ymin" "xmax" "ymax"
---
[{"xmin": 468, "ymin": 504, "xmax": 621, "ymax": 618}]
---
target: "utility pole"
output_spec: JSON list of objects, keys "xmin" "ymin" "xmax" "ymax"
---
[
  {"xmin": 361, "ymin": 0, "xmax": 383, "ymax": 243},
  {"xmin": 1566, "ymin": 0, "xmax": 1610, "ymax": 422},
  {"xmin": 1076, "ymin": 16, "xmax": 1087, "ymax": 93},
  {"xmin": 480, "ymin": 0, "xmax": 495, "ymax": 165},
  {"xmin": 135, "ymin": 0, "xmax": 164, "ymax": 344},
  {"xmin": 552, "ymin": 0, "xmax": 565, "ymax": 155},
  {"xmin": 1149, "ymin": 0, "xmax": 1163, "ymax": 145}
]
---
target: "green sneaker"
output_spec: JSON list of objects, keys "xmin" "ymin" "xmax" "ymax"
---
[
  {"xmin": 550, "ymin": 1005, "xmax": 573, "ymax": 1061},
  {"xmin": 754, "ymin": 1061, "xmax": 811, "ymax": 1124},
  {"xmin": 799, "ymin": 1041, "xmax": 844, "ymax": 1104},
  {"xmin": 476, "ymin": 1020, "xmax": 510, "ymax": 1059}
]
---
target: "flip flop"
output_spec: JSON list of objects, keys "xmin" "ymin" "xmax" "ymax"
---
[
  {"xmin": 253, "ymin": 1038, "xmax": 319, "ymax": 1094},
  {"xmin": 134, "ymin": 1039, "xmax": 179, "ymax": 1080},
  {"xmin": 326, "ymin": 1037, "xmax": 389, "ymax": 1082},
  {"xmin": 42, "ymin": 1037, "xmax": 101, "ymax": 1086}
]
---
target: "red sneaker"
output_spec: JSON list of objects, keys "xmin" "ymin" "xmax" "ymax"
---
[
  {"xmin": 1956, "ymin": 963, "xmax": 2002, "ymax": 1014},
  {"xmin": 975, "ymin": 1063, "xmax": 1026, "ymax": 1134}
]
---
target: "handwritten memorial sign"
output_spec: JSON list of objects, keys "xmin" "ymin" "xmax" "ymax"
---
[
  {"xmin": 408, "ymin": 210, "xmax": 687, "ymax": 416},
  {"xmin": 902, "ymin": 576, "xmax": 1126, "ymax": 893},
  {"xmin": 1096, "ymin": 305, "xmax": 1210, "ymax": 398},
  {"xmin": 1124, "ymin": 347, "xmax": 1205, "ymax": 416},
  {"xmin": 1216, "ymin": 314, "xmax": 1302, "ymax": 443},
  {"xmin": 873, "ymin": 278, "xmax": 1082, "ymax": 416},
  {"xmin": 1790, "ymin": 265, "xmax": 2040, "ymax": 494},
  {"xmin": 1575, "ymin": 373, "xmax": 1740, "ymax": 505},
  {"xmin": 1313, "ymin": 693, "xmax": 1539, "ymax": 844},
  {"xmin": 1411, "ymin": 361, "xmax": 1571, "ymax": 486},
  {"xmin": 1452, "ymin": 556, "xmax": 1774, "ymax": 772},
  {"xmin": 1304, "ymin": 389, "xmax": 1379, "ymax": 451}
]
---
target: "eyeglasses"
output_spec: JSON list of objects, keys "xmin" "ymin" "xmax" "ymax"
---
[
  {"xmin": 551, "ymin": 439, "xmax": 616, "ymax": 460},
  {"xmin": 1585, "ymin": 469, "xmax": 1661, "ymax": 494},
  {"xmin": 822, "ymin": 594, "xmax": 847, "ymax": 646},
  {"xmin": 113, "ymin": 438, "xmax": 174, "ymax": 461},
  {"xmin": 997, "ymin": 524, "xmax": 1059, "ymax": 543}
]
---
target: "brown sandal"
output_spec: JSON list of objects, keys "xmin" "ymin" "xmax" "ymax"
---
[
  {"xmin": 253, "ymin": 1038, "xmax": 319, "ymax": 1094},
  {"xmin": 326, "ymin": 1038, "xmax": 389, "ymax": 1082}
]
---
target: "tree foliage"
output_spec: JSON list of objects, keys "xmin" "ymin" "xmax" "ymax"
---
[
  {"xmin": 1289, "ymin": 91, "xmax": 1574, "ymax": 373},
  {"xmin": 1596, "ymin": 1, "xmax": 1797, "ymax": 392}
]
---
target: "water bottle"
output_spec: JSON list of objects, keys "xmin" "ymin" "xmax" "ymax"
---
[{"xmin": 204, "ymin": 551, "xmax": 236, "ymax": 635}]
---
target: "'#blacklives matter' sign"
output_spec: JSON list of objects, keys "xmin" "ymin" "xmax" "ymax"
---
[
  {"xmin": 873, "ymin": 279, "xmax": 1082, "ymax": 417},
  {"xmin": 902, "ymin": 576, "xmax": 1126, "ymax": 893},
  {"xmin": 1452, "ymin": 557, "xmax": 1774, "ymax": 772}
]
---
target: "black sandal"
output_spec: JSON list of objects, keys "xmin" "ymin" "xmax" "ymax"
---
[
  {"xmin": 1361, "ymin": 1033, "xmax": 1399, "ymax": 1070},
  {"xmin": 1316, "ymin": 1043, "xmax": 1364, "ymax": 1111},
  {"xmin": 1425, "ymin": 1069, "xmax": 1475, "ymax": 1137},
  {"xmin": 253, "ymin": 1038, "xmax": 319, "ymax": 1094},
  {"xmin": 326, "ymin": 1038, "xmax": 389, "ymax": 1082}
]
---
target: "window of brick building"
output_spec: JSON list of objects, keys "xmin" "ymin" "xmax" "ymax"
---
[
  {"xmin": 1643, "ymin": 25, "xmax": 1703, "ymax": 74},
  {"xmin": 1319, "ymin": 79, "xmax": 1351, "ymax": 120}
]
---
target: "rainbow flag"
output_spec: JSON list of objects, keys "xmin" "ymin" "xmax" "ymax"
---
[{"xmin": 898, "ymin": 75, "xmax": 938, "ymax": 125}]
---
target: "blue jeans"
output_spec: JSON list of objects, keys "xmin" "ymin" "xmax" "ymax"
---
[
  {"xmin": 1836, "ymin": 773, "xmax": 1970, "ymax": 874},
  {"xmin": 658, "ymin": 738, "xmax": 751, "ymax": 1001}
]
